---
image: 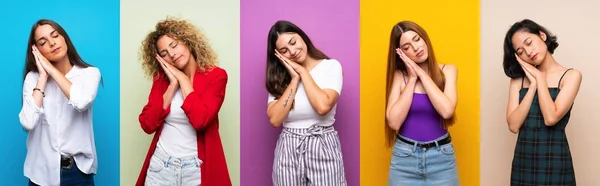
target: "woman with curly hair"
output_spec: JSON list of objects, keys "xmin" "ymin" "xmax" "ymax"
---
[{"xmin": 136, "ymin": 17, "xmax": 231, "ymax": 186}]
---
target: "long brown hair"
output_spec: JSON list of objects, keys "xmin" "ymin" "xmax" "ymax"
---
[
  {"xmin": 265, "ymin": 20, "xmax": 329, "ymax": 100},
  {"xmin": 384, "ymin": 21, "xmax": 455, "ymax": 147},
  {"xmin": 24, "ymin": 19, "xmax": 94, "ymax": 79}
]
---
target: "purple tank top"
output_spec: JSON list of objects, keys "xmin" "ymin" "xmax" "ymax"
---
[{"xmin": 398, "ymin": 93, "xmax": 448, "ymax": 142}]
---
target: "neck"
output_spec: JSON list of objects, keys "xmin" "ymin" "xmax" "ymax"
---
[
  {"xmin": 537, "ymin": 53, "xmax": 559, "ymax": 73},
  {"xmin": 301, "ymin": 55, "xmax": 320, "ymax": 70},
  {"xmin": 418, "ymin": 62, "xmax": 429, "ymax": 73},
  {"xmin": 184, "ymin": 57, "xmax": 198, "ymax": 79},
  {"xmin": 54, "ymin": 56, "xmax": 73, "ymax": 75}
]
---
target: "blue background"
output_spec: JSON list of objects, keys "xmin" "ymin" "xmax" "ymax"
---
[{"xmin": 0, "ymin": 1, "xmax": 120, "ymax": 185}]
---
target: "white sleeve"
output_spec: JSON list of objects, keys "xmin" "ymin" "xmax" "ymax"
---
[
  {"xmin": 319, "ymin": 59, "xmax": 343, "ymax": 94},
  {"xmin": 19, "ymin": 72, "xmax": 45, "ymax": 131},
  {"xmin": 268, "ymin": 93, "xmax": 276, "ymax": 103},
  {"xmin": 68, "ymin": 67, "xmax": 101, "ymax": 112}
]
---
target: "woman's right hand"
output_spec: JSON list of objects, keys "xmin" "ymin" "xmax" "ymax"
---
[
  {"xmin": 274, "ymin": 50, "xmax": 300, "ymax": 81},
  {"xmin": 396, "ymin": 48, "xmax": 417, "ymax": 82},
  {"xmin": 516, "ymin": 54, "xmax": 536, "ymax": 86},
  {"xmin": 32, "ymin": 45, "xmax": 48, "ymax": 79},
  {"xmin": 156, "ymin": 55, "xmax": 178, "ymax": 86}
]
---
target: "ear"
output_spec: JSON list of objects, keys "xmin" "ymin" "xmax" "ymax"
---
[{"xmin": 539, "ymin": 31, "xmax": 547, "ymax": 42}]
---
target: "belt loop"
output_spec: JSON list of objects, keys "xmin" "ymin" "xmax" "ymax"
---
[
  {"xmin": 412, "ymin": 141, "xmax": 418, "ymax": 152},
  {"xmin": 435, "ymin": 140, "xmax": 440, "ymax": 151}
]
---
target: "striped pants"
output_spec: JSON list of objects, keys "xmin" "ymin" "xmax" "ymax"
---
[{"xmin": 272, "ymin": 125, "xmax": 347, "ymax": 186}]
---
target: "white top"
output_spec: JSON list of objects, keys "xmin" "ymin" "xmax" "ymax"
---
[
  {"xmin": 158, "ymin": 89, "xmax": 198, "ymax": 158},
  {"xmin": 268, "ymin": 59, "xmax": 343, "ymax": 128},
  {"xmin": 19, "ymin": 65, "xmax": 101, "ymax": 186}
]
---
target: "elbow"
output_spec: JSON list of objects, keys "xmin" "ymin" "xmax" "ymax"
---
[
  {"xmin": 508, "ymin": 126, "xmax": 519, "ymax": 134},
  {"xmin": 440, "ymin": 109, "xmax": 455, "ymax": 120},
  {"xmin": 315, "ymin": 104, "xmax": 334, "ymax": 116},
  {"xmin": 544, "ymin": 117, "xmax": 559, "ymax": 126},
  {"xmin": 70, "ymin": 100, "xmax": 92, "ymax": 112},
  {"xmin": 269, "ymin": 118, "xmax": 282, "ymax": 128}
]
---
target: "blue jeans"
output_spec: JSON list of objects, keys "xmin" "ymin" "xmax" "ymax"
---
[
  {"xmin": 28, "ymin": 160, "xmax": 95, "ymax": 186},
  {"xmin": 388, "ymin": 134, "xmax": 459, "ymax": 186},
  {"xmin": 145, "ymin": 146, "xmax": 202, "ymax": 186}
]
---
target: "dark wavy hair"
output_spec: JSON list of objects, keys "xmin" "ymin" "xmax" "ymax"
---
[
  {"xmin": 503, "ymin": 19, "xmax": 559, "ymax": 78},
  {"xmin": 24, "ymin": 19, "xmax": 94, "ymax": 79},
  {"xmin": 265, "ymin": 20, "xmax": 329, "ymax": 100}
]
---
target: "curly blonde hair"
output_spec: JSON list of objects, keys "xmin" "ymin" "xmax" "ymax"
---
[{"xmin": 140, "ymin": 17, "xmax": 218, "ymax": 78}]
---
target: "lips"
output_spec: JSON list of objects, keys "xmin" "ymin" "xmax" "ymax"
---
[
  {"xmin": 51, "ymin": 47, "xmax": 61, "ymax": 54},
  {"xmin": 416, "ymin": 50, "xmax": 424, "ymax": 57},
  {"xmin": 174, "ymin": 56, "xmax": 182, "ymax": 63},
  {"xmin": 531, "ymin": 54, "xmax": 537, "ymax": 61}
]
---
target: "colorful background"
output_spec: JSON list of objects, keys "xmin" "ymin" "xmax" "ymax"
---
[
  {"xmin": 0, "ymin": 0, "xmax": 121, "ymax": 185},
  {"xmin": 360, "ymin": 0, "xmax": 481, "ymax": 185},
  {"xmin": 480, "ymin": 0, "xmax": 600, "ymax": 185},
  {"xmin": 119, "ymin": 0, "xmax": 240, "ymax": 185},
  {"xmin": 240, "ymin": 0, "xmax": 361, "ymax": 185}
]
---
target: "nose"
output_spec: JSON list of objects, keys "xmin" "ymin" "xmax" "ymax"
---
[
  {"xmin": 524, "ymin": 46, "xmax": 533, "ymax": 56},
  {"xmin": 167, "ymin": 48, "xmax": 177, "ymax": 59},
  {"xmin": 49, "ymin": 38, "xmax": 56, "ymax": 47},
  {"xmin": 410, "ymin": 42, "xmax": 418, "ymax": 52},
  {"xmin": 289, "ymin": 48, "xmax": 298, "ymax": 57}
]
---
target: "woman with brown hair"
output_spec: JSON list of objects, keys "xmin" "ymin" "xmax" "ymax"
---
[
  {"xmin": 384, "ymin": 21, "xmax": 459, "ymax": 185},
  {"xmin": 136, "ymin": 18, "xmax": 231, "ymax": 186},
  {"xmin": 20, "ymin": 19, "xmax": 101, "ymax": 186},
  {"xmin": 266, "ymin": 20, "xmax": 346, "ymax": 186}
]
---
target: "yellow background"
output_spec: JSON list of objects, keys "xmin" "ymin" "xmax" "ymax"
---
[{"xmin": 360, "ymin": 0, "xmax": 480, "ymax": 185}]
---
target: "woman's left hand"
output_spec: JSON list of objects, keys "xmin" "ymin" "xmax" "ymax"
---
[{"xmin": 398, "ymin": 50, "xmax": 427, "ymax": 78}]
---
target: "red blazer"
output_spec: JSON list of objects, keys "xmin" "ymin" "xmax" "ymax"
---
[{"xmin": 136, "ymin": 67, "xmax": 232, "ymax": 186}]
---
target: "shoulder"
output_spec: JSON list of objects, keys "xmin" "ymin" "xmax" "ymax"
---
[
  {"xmin": 439, "ymin": 63, "xmax": 457, "ymax": 77},
  {"xmin": 80, "ymin": 66, "xmax": 101, "ymax": 75},
  {"xmin": 562, "ymin": 68, "xmax": 582, "ymax": 85},
  {"xmin": 24, "ymin": 71, "xmax": 39, "ymax": 82},
  {"xmin": 201, "ymin": 66, "xmax": 228, "ymax": 80},
  {"xmin": 321, "ymin": 59, "xmax": 343, "ymax": 72}
]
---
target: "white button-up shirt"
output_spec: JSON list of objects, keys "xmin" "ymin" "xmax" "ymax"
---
[{"xmin": 19, "ymin": 65, "xmax": 100, "ymax": 186}]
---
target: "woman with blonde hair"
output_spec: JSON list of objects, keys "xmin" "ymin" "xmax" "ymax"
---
[{"xmin": 136, "ymin": 18, "xmax": 231, "ymax": 186}]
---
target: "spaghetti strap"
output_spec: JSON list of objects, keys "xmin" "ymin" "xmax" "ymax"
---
[
  {"xmin": 402, "ymin": 72, "xmax": 407, "ymax": 85},
  {"xmin": 442, "ymin": 64, "xmax": 446, "ymax": 70},
  {"xmin": 558, "ymin": 68, "xmax": 573, "ymax": 89}
]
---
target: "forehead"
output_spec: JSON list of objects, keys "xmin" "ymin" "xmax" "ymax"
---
[
  {"xmin": 35, "ymin": 24, "xmax": 56, "ymax": 38},
  {"xmin": 275, "ymin": 32, "xmax": 296, "ymax": 48},
  {"xmin": 156, "ymin": 35, "xmax": 176, "ymax": 48},
  {"xmin": 511, "ymin": 30, "xmax": 535, "ymax": 46},
  {"xmin": 399, "ymin": 30, "xmax": 419, "ymax": 45}
]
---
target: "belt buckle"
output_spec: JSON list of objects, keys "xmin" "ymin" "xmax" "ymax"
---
[{"xmin": 61, "ymin": 156, "xmax": 73, "ymax": 169}]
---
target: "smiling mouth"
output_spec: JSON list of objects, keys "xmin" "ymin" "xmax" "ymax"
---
[
  {"xmin": 51, "ymin": 47, "xmax": 61, "ymax": 53},
  {"xmin": 174, "ymin": 56, "xmax": 183, "ymax": 63}
]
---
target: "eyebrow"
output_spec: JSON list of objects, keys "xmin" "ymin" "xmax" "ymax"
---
[
  {"xmin": 36, "ymin": 30, "xmax": 57, "ymax": 42},
  {"xmin": 159, "ymin": 41, "xmax": 176, "ymax": 53},
  {"xmin": 401, "ymin": 35, "xmax": 419, "ymax": 48},
  {"xmin": 278, "ymin": 36, "xmax": 295, "ymax": 51},
  {"xmin": 515, "ymin": 37, "xmax": 531, "ymax": 51}
]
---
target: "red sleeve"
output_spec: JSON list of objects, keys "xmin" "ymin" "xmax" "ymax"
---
[
  {"xmin": 139, "ymin": 74, "xmax": 171, "ymax": 134},
  {"xmin": 181, "ymin": 69, "xmax": 228, "ymax": 131}
]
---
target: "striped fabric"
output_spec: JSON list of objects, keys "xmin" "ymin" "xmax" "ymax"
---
[
  {"xmin": 511, "ymin": 69, "xmax": 576, "ymax": 186},
  {"xmin": 272, "ymin": 125, "xmax": 347, "ymax": 186}
]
